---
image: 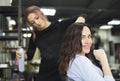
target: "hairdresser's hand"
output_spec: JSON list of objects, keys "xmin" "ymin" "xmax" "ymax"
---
[
  {"xmin": 75, "ymin": 16, "xmax": 85, "ymax": 23},
  {"xmin": 16, "ymin": 47, "xmax": 22, "ymax": 59},
  {"xmin": 93, "ymin": 49, "xmax": 108, "ymax": 63},
  {"xmin": 16, "ymin": 46, "xmax": 27, "ymax": 60}
]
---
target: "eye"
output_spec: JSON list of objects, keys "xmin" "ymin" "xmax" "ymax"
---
[
  {"xmin": 35, "ymin": 16, "xmax": 39, "ymax": 20},
  {"xmin": 88, "ymin": 35, "xmax": 92, "ymax": 38},
  {"xmin": 81, "ymin": 35, "xmax": 86, "ymax": 39},
  {"xmin": 31, "ymin": 21, "xmax": 35, "ymax": 25}
]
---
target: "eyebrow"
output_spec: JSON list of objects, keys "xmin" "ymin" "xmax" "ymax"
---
[
  {"xmin": 82, "ymin": 34, "xmax": 91, "ymax": 37},
  {"xmin": 29, "ymin": 15, "xmax": 37, "ymax": 23},
  {"xmin": 29, "ymin": 20, "xmax": 34, "ymax": 24}
]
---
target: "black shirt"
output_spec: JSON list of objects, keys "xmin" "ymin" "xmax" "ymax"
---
[{"xmin": 27, "ymin": 16, "xmax": 78, "ymax": 81}]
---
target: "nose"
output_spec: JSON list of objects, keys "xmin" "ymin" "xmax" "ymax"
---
[
  {"xmin": 85, "ymin": 37, "xmax": 92, "ymax": 44},
  {"xmin": 34, "ymin": 20, "xmax": 39, "ymax": 25}
]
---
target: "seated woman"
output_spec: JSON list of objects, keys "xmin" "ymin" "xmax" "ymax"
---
[{"xmin": 59, "ymin": 23, "xmax": 115, "ymax": 81}]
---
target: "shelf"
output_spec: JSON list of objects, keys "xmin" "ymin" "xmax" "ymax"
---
[
  {"xmin": 0, "ymin": 6, "xmax": 18, "ymax": 16},
  {"xmin": 0, "ymin": 36, "xmax": 18, "ymax": 40}
]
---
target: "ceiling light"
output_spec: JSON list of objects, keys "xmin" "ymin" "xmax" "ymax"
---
[
  {"xmin": 108, "ymin": 20, "xmax": 120, "ymax": 25},
  {"xmin": 40, "ymin": 8, "xmax": 56, "ymax": 16},
  {"xmin": 99, "ymin": 25, "xmax": 113, "ymax": 29}
]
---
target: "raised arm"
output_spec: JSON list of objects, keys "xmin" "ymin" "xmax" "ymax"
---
[
  {"xmin": 94, "ymin": 49, "xmax": 115, "ymax": 81},
  {"xmin": 75, "ymin": 16, "xmax": 86, "ymax": 23}
]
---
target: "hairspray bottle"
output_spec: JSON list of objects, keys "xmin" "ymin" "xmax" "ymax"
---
[{"xmin": 18, "ymin": 47, "xmax": 24, "ymax": 72}]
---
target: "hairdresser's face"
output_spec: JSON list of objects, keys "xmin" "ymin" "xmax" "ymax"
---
[
  {"xmin": 27, "ymin": 11, "xmax": 47, "ymax": 30},
  {"xmin": 81, "ymin": 26, "xmax": 92, "ymax": 54}
]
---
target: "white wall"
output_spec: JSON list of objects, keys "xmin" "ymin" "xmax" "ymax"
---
[
  {"xmin": 98, "ymin": 29, "xmax": 120, "ymax": 69},
  {"xmin": 0, "ymin": 0, "xmax": 11, "ymax": 6}
]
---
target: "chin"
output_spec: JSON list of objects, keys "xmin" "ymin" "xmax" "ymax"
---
[{"xmin": 84, "ymin": 49, "xmax": 90, "ymax": 53}]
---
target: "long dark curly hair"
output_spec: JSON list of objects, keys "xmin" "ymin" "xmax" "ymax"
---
[
  {"xmin": 59, "ymin": 23, "xmax": 86, "ymax": 75},
  {"xmin": 59, "ymin": 23, "xmax": 101, "ymax": 75}
]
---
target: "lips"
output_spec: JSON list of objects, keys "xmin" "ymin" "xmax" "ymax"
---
[
  {"xmin": 38, "ymin": 25, "xmax": 41, "ymax": 28},
  {"xmin": 38, "ymin": 22, "xmax": 44, "ymax": 28},
  {"xmin": 83, "ymin": 45, "xmax": 91, "ymax": 51},
  {"xmin": 84, "ymin": 45, "xmax": 91, "ymax": 49}
]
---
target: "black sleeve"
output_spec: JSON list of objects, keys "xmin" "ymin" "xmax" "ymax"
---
[
  {"xmin": 73, "ymin": 13, "xmax": 88, "ymax": 21},
  {"xmin": 26, "ymin": 35, "xmax": 36, "ymax": 60},
  {"xmin": 60, "ymin": 16, "xmax": 77, "ymax": 27},
  {"xmin": 79, "ymin": 13, "xmax": 88, "ymax": 20},
  {"xmin": 61, "ymin": 13, "xmax": 88, "ymax": 24}
]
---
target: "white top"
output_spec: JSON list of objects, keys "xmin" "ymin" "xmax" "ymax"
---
[{"xmin": 67, "ymin": 55, "xmax": 115, "ymax": 81}]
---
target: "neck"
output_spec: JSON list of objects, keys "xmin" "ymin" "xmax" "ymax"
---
[
  {"xmin": 80, "ymin": 51, "xmax": 86, "ymax": 56},
  {"xmin": 39, "ymin": 21, "xmax": 51, "ymax": 31},
  {"xmin": 45, "ymin": 21, "xmax": 51, "ymax": 28}
]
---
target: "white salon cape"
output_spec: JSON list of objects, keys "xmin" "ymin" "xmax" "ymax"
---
[{"xmin": 67, "ymin": 55, "xmax": 115, "ymax": 81}]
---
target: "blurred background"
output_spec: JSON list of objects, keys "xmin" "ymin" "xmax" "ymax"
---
[{"xmin": 0, "ymin": 0, "xmax": 120, "ymax": 81}]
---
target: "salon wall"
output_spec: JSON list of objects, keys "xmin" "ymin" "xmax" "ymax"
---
[{"xmin": 98, "ymin": 29, "xmax": 120, "ymax": 69}]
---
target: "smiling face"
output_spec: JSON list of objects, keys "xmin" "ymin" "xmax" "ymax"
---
[
  {"xmin": 81, "ymin": 26, "xmax": 92, "ymax": 55},
  {"xmin": 27, "ymin": 11, "xmax": 48, "ymax": 30}
]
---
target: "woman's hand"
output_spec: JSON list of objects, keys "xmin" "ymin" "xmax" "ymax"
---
[
  {"xmin": 93, "ymin": 49, "xmax": 107, "ymax": 62},
  {"xmin": 93, "ymin": 49, "xmax": 113, "ymax": 76}
]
